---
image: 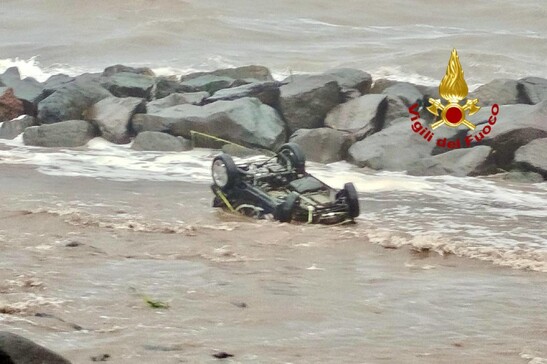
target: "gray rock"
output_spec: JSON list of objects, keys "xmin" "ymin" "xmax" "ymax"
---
[
  {"xmin": 382, "ymin": 82, "xmax": 422, "ymax": 107},
  {"xmin": 469, "ymin": 79, "xmax": 520, "ymax": 106},
  {"xmin": 518, "ymin": 76, "xmax": 547, "ymax": 104},
  {"xmin": 87, "ymin": 96, "xmax": 145, "ymax": 144},
  {"xmin": 0, "ymin": 67, "xmax": 46, "ymax": 108},
  {"xmin": 154, "ymin": 77, "xmax": 189, "ymax": 99},
  {"xmin": 383, "ymin": 96, "xmax": 409, "ymax": 128},
  {"xmin": 23, "ymin": 120, "xmax": 98, "ymax": 147},
  {"xmin": 102, "ymin": 64, "xmax": 155, "ymax": 77},
  {"xmin": 180, "ymin": 74, "xmax": 242, "ymax": 94},
  {"xmin": 513, "ymin": 138, "xmax": 547, "ymax": 177},
  {"xmin": 466, "ymin": 101, "xmax": 547, "ymax": 167},
  {"xmin": 205, "ymin": 81, "xmax": 280, "ymax": 107},
  {"xmin": 323, "ymin": 68, "xmax": 372, "ymax": 94},
  {"xmin": 325, "ymin": 94, "xmax": 387, "ymax": 140},
  {"xmin": 0, "ymin": 331, "xmax": 71, "ymax": 364},
  {"xmin": 132, "ymin": 97, "xmax": 286, "ymax": 150},
  {"xmin": 502, "ymin": 170, "xmax": 545, "ymax": 183},
  {"xmin": 0, "ymin": 115, "xmax": 37, "ymax": 139},
  {"xmin": 407, "ymin": 145, "xmax": 494, "ymax": 177},
  {"xmin": 347, "ymin": 118, "xmax": 458, "ymax": 171},
  {"xmin": 181, "ymin": 65, "xmax": 273, "ymax": 82},
  {"xmin": 369, "ymin": 79, "xmax": 398, "ymax": 94},
  {"xmin": 101, "ymin": 72, "xmax": 155, "ymax": 99},
  {"xmin": 131, "ymin": 131, "xmax": 192, "ymax": 151},
  {"xmin": 42, "ymin": 74, "xmax": 75, "ymax": 94},
  {"xmin": 289, "ymin": 128, "xmax": 352, "ymax": 164},
  {"xmin": 147, "ymin": 92, "xmax": 209, "ymax": 114},
  {"xmin": 37, "ymin": 79, "xmax": 111, "ymax": 124},
  {"xmin": 279, "ymin": 75, "xmax": 341, "ymax": 133}
]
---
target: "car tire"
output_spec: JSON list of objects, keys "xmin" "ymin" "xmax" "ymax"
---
[
  {"xmin": 276, "ymin": 192, "xmax": 299, "ymax": 223},
  {"xmin": 212, "ymin": 154, "xmax": 239, "ymax": 190},
  {"xmin": 277, "ymin": 143, "xmax": 306, "ymax": 173},
  {"xmin": 343, "ymin": 182, "xmax": 360, "ymax": 218}
]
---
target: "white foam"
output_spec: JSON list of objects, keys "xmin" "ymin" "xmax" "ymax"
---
[{"xmin": 0, "ymin": 57, "xmax": 87, "ymax": 82}]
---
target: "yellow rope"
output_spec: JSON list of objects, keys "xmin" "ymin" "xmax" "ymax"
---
[{"xmin": 215, "ymin": 188, "xmax": 235, "ymax": 212}]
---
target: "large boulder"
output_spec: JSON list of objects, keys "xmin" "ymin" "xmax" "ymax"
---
[
  {"xmin": 131, "ymin": 131, "xmax": 192, "ymax": 152},
  {"xmin": 0, "ymin": 115, "xmax": 37, "ymax": 139},
  {"xmin": 279, "ymin": 75, "xmax": 341, "ymax": 133},
  {"xmin": 502, "ymin": 170, "xmax": 544, "ymax": 183},
  {"xmin": 37, "ymin": 79, "xmax": 111, "ymax": 124},
  {"xmin": 382, "ymin": 82, "xmax": 422, "ymax": 107},
  {"xmin": 154, "ymin": 77, "xmax": 190, "ymax": 99},
  {"xmin": 323, "ymin": 68, "xmax": 372, "ymax": 94},
  {"xmin": 325, "ymin": 94, "xmax": 387, "ymax": 140},
  {"xmin": 86, "ymin": 96, "xmax": 145, "ymax": 144},
  {"xmin": 369, "ymin": 79, "xmax": 398, "ymax": 94},
  {"xmin": 513, "ymin": 138, "xmax": 547, "ymax": 177},
  {"xmin": 181, "ymin": 65, "xmax": 273, "ymax": 82},
  {"xmin": 469, "ymin": 79, "xmax": 521, "ymax": 106},
  {"xmin": 23, "ymin": 120, "xmax": 98, "ymax": 147},
  {"xmin": 0, "ymin": 88, "xmax": 24, "ymax": 122},
  {"xmin": 466, "ymin": 101, "xmax": 547, "ymax": 167},
  {"xmin": 102, "ymin": 64, "xmax": 155, "ymax": 77},
  {"xmin": 0, "ymin": 67, "xmax": 45, "ymax": 108},
  {"xmin": 132, "ymin": 97, "xmax": 286, "ymax": 150},
  {"xmin": 407, "ymin": 145, "xmax": 494, "ymax": 177},
  {"xmin": 0, "ymin": 331, "xmax": 71, "ymax": 364},
  {"xmin": 347, "ymin": 118, "xmax": 458, "ymax": 171},
  {"xmin": 289, "ymin": 128, "xmax": 352, "ymax": 164},
  {"xmin": 518, "ymin": 77, "xmax": 547, "ymax": 105},
  {"xmin": 146, "ymin": 92, "xmax": 209, "ymax": 114},
  {"xmin": 383, "ymin": 96, "xmax": 409, "ymax": 127},
  {"xmin": 205, "ymin": 81, "xmax": 281, "ymax": 107},
  {"xmin": 101, "ymin": 72, "xmax": 155, "ymax": 99},
  {"xmin": 42, "ymin": 74, "xmax": 75, "ymax": 94}
]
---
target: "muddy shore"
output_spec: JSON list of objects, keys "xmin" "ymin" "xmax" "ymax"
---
[{"xmin": 0, "ymin": 164, "xmax": 545, "ymax": 363}]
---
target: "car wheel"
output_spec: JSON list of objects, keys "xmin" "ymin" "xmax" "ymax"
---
[
  {"xmin": 277, "ymin": 143, "xmax": 306, "ymax": 173},
  {"xmin": 343, "ymin": 182, "xmax": 360, "ymax": 218},
  {"xmin": 276, "ymin": 192, "xmax": 299, "ymax": 223},
  {"xmin": 212, "ymin": 154, "xmax": 239, "ymax": 190}
]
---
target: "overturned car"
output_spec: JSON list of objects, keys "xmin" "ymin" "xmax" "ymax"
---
[{"xmin": 210, "ymin": 143, "xmax": 360, "ymax": 224}]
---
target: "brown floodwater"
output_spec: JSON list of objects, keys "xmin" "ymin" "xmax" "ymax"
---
[{"xmin": 0, "ymin": 164, "xmax": 546, "ymax": 363}]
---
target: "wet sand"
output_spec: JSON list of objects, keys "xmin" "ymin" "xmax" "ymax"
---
[{"xmin": 0, "ymin": 164, "xmax": 545, "ymax": 363}]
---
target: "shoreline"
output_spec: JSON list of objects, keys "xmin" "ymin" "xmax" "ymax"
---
[{"xmin": 0, "ymin": 164, "xmax": 545, "ymax": 363}]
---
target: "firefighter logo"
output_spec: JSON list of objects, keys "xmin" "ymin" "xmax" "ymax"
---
[{"xmin": 427, "ymin": 49, "xmax": 480, "ymax": 130}]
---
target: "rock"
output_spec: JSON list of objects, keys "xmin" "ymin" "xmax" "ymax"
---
[
  {"xmin": 469, "ymin": 79, "xmax": 520, "ymax": 106},
  {"xmin": 518, "ymin": 77, "xmax": 547, "ymax": 104},
  {"xmin": 147, "ymin": 92, "xmax": 209, "ymax": 113},
  {"xmin": 42, "ymin": 74, "xmax": 76, "ymax": 95},
  {"xmin": 87, "ymin": 96, "xmax": 145, "ymax": 144},
  {"xmin": 502, "ymin": 170, "xmax": 544, "ymax": 183},
  {"xmin": 325, "ymin": 94, "xmax": 387, "ymax": 140},
  {"xmin": 0, "ymin": 115, "xmax": 37, "ymax": 139},
  {"xmin": 37, "ymin": 79, "xmax": 111, "ymax": 124},
  {"xmin": 154, "ymin": 77, "xmax": 189, "ymax": 99},
  {"xmin": 289, "ymin": 128, "xmax": 352, "ymax": 163},
  {"xmin": 132, "ymin": 97, "xmax": 286, "ymax": 150},
  {"xmin": 383, "ymin": 96, "xmax": 409, "ymax": 127},
  {"xmin": 101, "ymin": 72, "xmax": 155, "ymax": 99},
  {"xmin": 181, "ymin": 65, "xmax": 273, "ymax": 82},
  {"xmin": 205, "ymin": 81, "xmax": 280, "ymax": 107},
  {"xmin": 0, "ymin": 68, "xmax": 45, "ymax": 108},
  {"xmin": 0, "ymin": 331, "xmax": 71, "ymax": 364},
  {"xmin": 407, "ymin": 145, "xmax": 494, "ymax": 177},
  {"xmin": 102, "ymin": 64, "xmax": 155, "ymax": 77},
  {"xmin": 382, "ymin": 82, "xmax": 422, "ymax": 107},
  {"xmin": 347, "ymin": 118, "xmax": 457, "ymax": 171},
  {"xmin": 323, "ymin": 68, "xmax": 372, "ymax": 94},
  {"xmin": 180, "ymin": 74, "xmax": 243, "ymax": 94},
  {"xmin": 0, "ymin": 88, "xmax": 24, "ymax": 122},
  {"xmin": 131, "ymin": 131, "xmax": 192, "ymax": 151},
  {"xmin": 23, "ymin": 120, "xmax": 98, "ymax": 147},
  {"xmin": 369, "ymin": 79, "xmax": 398, "ymax": 94},
  {"xmin": 466, "ymin": 101, "xmax": 547, "ymax": 167},
  {"xmin": 513, "ymin": 138, "xmax": 547, "ymax": 177},
  {"xmin": 279, "ymin": 75, "xmax": 341, "ymax": 133}
]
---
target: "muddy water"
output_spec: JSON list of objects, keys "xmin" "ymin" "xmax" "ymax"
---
[{"xmin": 0, "ymin": 164, "xmax": 545, "ymax": 363}]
